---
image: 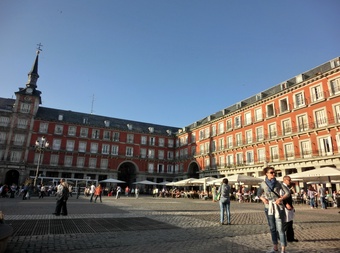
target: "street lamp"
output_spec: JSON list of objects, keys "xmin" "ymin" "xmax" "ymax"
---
[{"xmin": 34, "ymin": 136, "xmax": 49, "ymax": 187}]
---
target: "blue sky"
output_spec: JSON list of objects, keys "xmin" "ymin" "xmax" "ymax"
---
[{"xmin": 1, "ymin": 0, "xmax": 339, "ymax": 128}]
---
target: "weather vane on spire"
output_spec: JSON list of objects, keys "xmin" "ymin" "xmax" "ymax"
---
[{"xmin": 36, "ymin": 43, "xmax": 43, "ymax": 54}]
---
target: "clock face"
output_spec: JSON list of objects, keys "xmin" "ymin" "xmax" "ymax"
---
[{"xmin": 26, "ymin": 88, "xmax": 33, "ymax": 94}]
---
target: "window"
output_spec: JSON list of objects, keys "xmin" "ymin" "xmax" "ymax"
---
[
  {"xmin": 100, "ymin": 159, "xmax": 108, "ymax": 169},
  {"xmin": 254, "ymin": 108, "xmax": 263, "ymax": 122},
  {"xmin": 246, "ymin": 151, "xmax": 254, "ymax": 165},
  {"xmin": 102, "ymin": 144, "xmax": 110, "ymax": 154},
  {"xmin": 50, "ymin": 155, "xmax": 59, "ymax": 166},
  {"xmin": 226, "ymin": 119, "xmax": 232, "ymax": 130},
  {"xmin": 148, "ymin": 163, "xmax": 154, "ymax": 173},
  {"xmin": 329, "ymin": 77, "xmax": 340, "ymax": 96},
  {"xmin": 168, "ymin": 139, "xmax": 174, "ymax": 148},
  {"xmin": 17, "ymin": 118, "xmax": 28, "ymax": 129},
  {"xmin": 284, "ymin": 143, "xmax": 294, "ymax": 160},
  {"xmin": 52, "ymin": 139, "xmax": 61, "ymax": 150},
  {"xmin": 149, "ymin": 137, "xmax": 155, "ymax": 146},
  {"xmin": 257, "ymin": 148, "xmax": 265, "ymax": 163},
  {"xmin": 200, "ymin": 144, "xmax": 204, "ymax": 154},
  {"xmin": 282, "ymin": 119, "xmax": 292, "ymax": 135},
  {"xmin": 80, "ymin": 128, "xmax": 88, "ymax": 138},
  {"xmin": 148, "ymin": 149, "xmax": 155, "ymax": 159},
  {"xmin": 167, "ymin": 164, "xmax": 174, "ymax": 174},
  {"xmin": 300, "ymin": 140, "xmax": 311, "ymax": 158},
  {"xmin": 191, "ymin": 146, "xmax": 196, "ymax": 156},
  {"xmin": 90, "ymin": 143, "xmax": 98, "ymax": 153},
  {"xmin": 103, "ymin": 131, "xmax": 110, "ymax": 140},
  {"xmin": 14, "ymin": 134, "xmax": 25, "ymax": 145},
  {"xmin": 167, "ymin": 151, "xmax": 173, "ymax": 160},
  {"xmin": 236, "ymin": 153, "xmax": 243, "ymax": 165},
  {"xmin": 10, "ymin": 151, "xmax": 21, "ymax": 162},
  {"xmin": 318, "ymin": 136, "xmax": 332, "ymax": 156},
  {"xmin": 310, "ymin": 84, "xmax": 323, "ymax": 102},
  {"xmin": 39, "ymin": 122, "xmax": 48, "ymax": 133},
  {"xmin": 315, "ymin": 109, "xmax": 327, "ymax": 128},
  {"xmin": 158, "ymin": 150, "xmax": 164, "ymax": 160},
  {"xmin": 78, "ymin": 141, "xmax": 87, "ymax": 152},
  {"xmin": 68, "ymin": 126, "xmax": 76, "ymax": 136},
  {"xmin": 92, "ymin": 129, "xmax": 100, "ymax": 139},
  {"xmin": 0, "ymin": 132, "xmax": 6, "ymax": 144},
  {"xmin": 236, "ymin": 133, "xmax": 242, "ymax": 146},
  {"xmin": 245, "ymin": 130, "xmax": 252, "ymax": 144},
  {"xmin": 297, "ymin": 114, "xmax": 308, "ymax": 132},
  {"xmin": 204, "ymin": 158, "xmax": 210, "ymax": 169},
  {"xmin": 218, "ymin": 138, "xmax": 224, "ymax": 151},
  {"xmin": 204, "ymin": 142, "xmax": 210, "ymax": 154},
  {"xmin": 226, "ymin": 154, "xmax": 234, "ymax": 167},
  {"xmin": 244, "ymin": 112, "xmax": 252, "ymax": 125},
  {"xmin": 140, "ymin": 148, "xmax": 146, "ymax": 158},
  {"xmin": 66, "ymin": 140, "xmax": 75, "ymax": 151},
  {"xmin": 77, "ymin": 157, "xmax": 85, "ymax": 168},
  {"xmin": 126, "ymin": 147, "xmax": 133, "ymax": 157},
  {"xmin": 20, "ymin": 103, "xmax": 31, "ymax": 113},
  {"xmin": 266, "ymin": 104, "xmax": 275, "ymax": 118},
  {"xmin": 270, "ymin": 146, "xmax": 279, "ymax": 161},
  {"xmin": 54, "ymin": 125, "xmax": 63, "ymax": 135},
  {"xmin": 141, "ymin": 136, "xmax": 147, "ymax": 145},
  {"xmin": 127, "ymin": 134, "xmax": 134, "ymax": 144},
  {"xmin": 89, "ymin": 158, "xmax": 97, "ymax": 168},
  {"xmin": 334, "ymin": 104, "xmax": 340, "ymax": 123},
  {"xmin": 227, "ymin": 136, "xmax": 233, "ymax": 148},
  {"xmin": 279, "ymin": 98, "xmax": 289, "ymax": 113},
  {"xmin": 199, "ymin": 130, "xmax": 205, "ymax": 140},
  {"xmin": 64, "ymin": 156, "xmax": 73, "ymax": 166},
  {"xmin": 159, "ymin": 138, "xmax": 165, "ymax": 147},
  {"xmin": 294, "ymin": 92, "xmax": 305, "ymax": 108},
  {"xmin": 0, "ymin": 117, "xmax": 9, "ymax": 127},
  {"xmin": 234, "ymin": 116, "xmax": 242, "ymax": 128},
  {"xmin": 218, "ymin": 122, "xmax": 224, "ymax": 134},
  {"xmin": 191, "ymin": 133, "xmax": 196, "ymax": 143},
  {"xmin": 219, "ymin": 156, "xmax": 225, "ymax": 167},
  {"xmin": 256, "ymin": 127, "xmax": 264, "ymax": 141},
  {"xmin": 268, "ymin": 123, "xmax": 277, "ymax": 138},
  {"xmin": 157, "ymin": 164, "xmax": 164, "ymax": 173},
  {"xmin": 113, "ymin": 132, "xmax": 120, "ymax": 141},
  {"xmin": 210, "ymin": 140, "xmax": 216, "ymax": 152},
  {"xmin": 111, "ymin": 145, "xmax": 118, "ymax": 155},
  {"xmin": 205, "ymin": 128, "xmax": 210, "ymax": 138},
  {"xmin": 211, "ymin": 125, "xmax": 216, "ymax": 136}
]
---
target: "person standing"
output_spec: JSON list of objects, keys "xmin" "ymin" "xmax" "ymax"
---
[
  {"xmin": 218, "ymin": 178, "xmax": 231, "ymax": 225},
  {"xmin": 116, "ymin": 186, "xmax": 121, "ymax": 199},
  {"xmin": 318, "ymin": 184, "xmax": 327, "ymax": 209},
  {"xmin": 307, "ymin": 185, "xmax": 317, "ymax": 209},
  {"xmin": 135, "ymin": 187, "xmax": 139, "ymax": 199},
  {"xmin": 89, "ymin": 183, "xmax": 96, "ymax": 202},
  {"xmin": 257, "ymin": 167, "xmax": 290, "ymax": 253},
  {"xmin": 212, "ymin": 184, "xmax": 217, "ymax": 202},
  {"xmin": 53, "ymin": 178, "xmax": 69, "ymax": 216},
  {"xmin": 282, "ymin": 176, "xmax": 298, "ymax": 243},
  {"xmin": 94, "ymin": 184, "xmax": 103, "ymax": 203}
]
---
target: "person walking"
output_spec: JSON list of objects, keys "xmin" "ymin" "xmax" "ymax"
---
[
  {"xmin": 135, "ymin": 187, "xmax": 139, "ymax": 199},
  {"xmin": 116, "ymin": 186, "xmax": 121, "ymax": 199},
  {"xmin": 76, "ymin": 186, "xmax": 81, "ymax": 199},
  {"xmin": 89, "ymin": 183, "xmax": 96, "ymax": 202},
  {"xmin": 53, "ymin": 178, "xmax": 69, "ymax": 216},
  {"xmin": 218, "ymin": 178, "xmax": 231, "ymax": 225},
  {"xmin": 307, "ymin": 185, "xmax": 317, "ymax": 209},
  {"xmin": 318, "ymin": 184, "xmax": 327, "ymax": 209},
  {"xmin": 94, "ymin": 184, "xmax": 103, "ymax": 203},
  {"xmin": 212, "ymin": 184, "xmax": 217, "ymax": 202},
  {"xmin": 282, "ymin": 176, "xmax": 298, "ymax": 243},
  {"xmin": 257, "ymin": 167, "xmax": 290, "ymax": 253}
]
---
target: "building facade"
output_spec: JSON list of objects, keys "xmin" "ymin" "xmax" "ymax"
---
[{"xmin": 1, "ymin": 51, "xmax": 340, "ymax": 190}]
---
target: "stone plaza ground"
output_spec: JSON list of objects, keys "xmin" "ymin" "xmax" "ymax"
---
[{"xmin": 1, "ymin": 194, "xmax": 339, "ymax": 253}]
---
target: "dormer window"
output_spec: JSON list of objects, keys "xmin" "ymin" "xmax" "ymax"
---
[
  {"xmin": 148, "ymin": 127, "xmax": 154, "ymax": 133},
  {"xmin": 58, "ymin": 114, "xmax": 63, "ymax": 121},
  {"xmin": 104, "ymin": 120, "xmax": 110, "ymax": 127},
  {"xmin": 127, "ymin": 124, "xmax": 133, "ymax": 130},
  {"xmin": 83, "ymin": 117, "xmax": 88, "ymax": 124}
]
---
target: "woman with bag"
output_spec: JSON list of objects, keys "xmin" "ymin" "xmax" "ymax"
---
[
  {"xmin": 218, "ymin": 178, "xmax": 231, "ymax": 225},
  {"xmin": 257, "ymin": 167, "xmax": 290, "ymax": 253}
]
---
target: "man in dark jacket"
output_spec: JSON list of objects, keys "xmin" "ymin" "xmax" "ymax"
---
[{"xmin": 282, "ymin": 176, "xmax": 298, "ymax": 242}]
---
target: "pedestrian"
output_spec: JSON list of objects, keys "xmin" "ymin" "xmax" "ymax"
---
[
  {"xmin": 307, "ymin": 185, "xmax": 317, "ymax": 209},
  {"xmin": 218, "ymin": 178, "xmax": 231, "ymax": 225},
  {"xmin": 125, "ymin": 186, "xmax": 130, "ymax": 197},
  {"xmin": 76, "ymin": 186, "xmax": 80, "ymax": 199},
  {"xmin": 135, "ymin": 187, "xmax": 139, "ymax": 199},
  {"xmin": 94, "ymin": 184, "xmax": 103, "ymax": 203},
  {"xmin": 212, "ymin": 184, "xmax": 217, "ymax": 202},
  {"xmin": 22, "ymin": 184, "xmax": 29, "ymax": 200},
  {"xmin": 68, "ymin": 185, "xmax": 73, "ymax": 197},
  {"xmin": 89, "ymin": 183, "xmax": 96, "ymax": 202},
  {"xmin": 318, "ymin": 184, "xmax": 327, "ymax": 209},
  {"xmin": 257, "ymin": 166, "xmax": 290, "ymax": 253},
  {"xmin": 53, "ymin": 178, "xmax": 69, "ymax": 216},
  {"xmin": 116, "ymin": 186, "xmax": 121, "ymax": 199},
  {"xmin": 39, "ymin": 184, "xmax": 46, "ymax": 199},
  {"xmin": 282, "ymin": 176, "xmax": 298, "ymax": 243}
]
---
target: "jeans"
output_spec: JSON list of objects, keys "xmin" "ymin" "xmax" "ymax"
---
[
  {"xmin": 310, "ymin": 197, "xmax": 315, "ymax": 208},
  {"xmin": 320, "ymin": 196, "xmax": 327, "ymax": 209},
  {"xmin": 264, "ymin": 208, "xmax": 287, "ymax": 247},
  {"xmin": 219, "ymin": 198, "xmax": 230, "ymax": 224}
]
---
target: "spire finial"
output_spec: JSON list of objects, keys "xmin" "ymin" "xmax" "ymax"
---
[{"xmin": 36, "ymin": 43, "xmax": 43, "ymax": 55}]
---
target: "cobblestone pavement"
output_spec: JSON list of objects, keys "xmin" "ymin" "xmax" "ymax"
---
[{"xmin": 1, "ymin": 195, "xmax": 339, "ymax": 253}]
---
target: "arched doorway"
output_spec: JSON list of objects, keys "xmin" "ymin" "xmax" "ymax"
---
[
  {"xmin": 117, "ymin": 162, "xmax": 137, "ymax": 187},
  {"xmin": 187, "ymin": 162, "xmax": 199, "ymax": 179},
  {"xmin": 5, "ymin": 170, "xmax": 20, "ymax": 186}
]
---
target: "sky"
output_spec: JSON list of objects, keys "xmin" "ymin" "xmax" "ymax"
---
[{"xmin": 0, "ymin": 0, "xmax": 339, "ymax": 128}]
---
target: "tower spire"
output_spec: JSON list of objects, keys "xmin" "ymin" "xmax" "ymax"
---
[{"xmin": 26, "ymin": 43, "xmax": 42, "ymax": 88}]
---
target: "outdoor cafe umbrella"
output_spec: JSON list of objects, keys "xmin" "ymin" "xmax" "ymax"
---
[
  {"xmin": 190, "ymin": 177, "xmax": 216, "ymax": 190},
  {"xmin": 289, "ymin": 167, "xmax": 340, "ymax": 182},
  {"xmin": 157, "ymin": 181, "xmax": 172, "ymax": 186},
  {"xmin": 209, "ymin": 174, "xmax": 262, "ymax": 186},
  {"xmin": 171, "ymin": 178, "xmax": 197, "ymax": 187},
  {"xmin": 133, "ymin": 180, "xmax": 158, "ymax": 185},
  {"xmin": 99, "ymin": 178, "xmax": 126, "ymax": 183}
]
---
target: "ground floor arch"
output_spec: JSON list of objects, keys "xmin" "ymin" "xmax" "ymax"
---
[
  {"xmin": 187, "ymin": 162, "xmax": 199, "ymax": 179},
  {"xmin": 117, "ymin": 161, "xmax": 138, "ymax": 187}
]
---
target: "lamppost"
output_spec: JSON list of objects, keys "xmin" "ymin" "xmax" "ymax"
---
[{"xmin": 34, "ymin": 136, "xmax": 49, "ymax": 187}]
